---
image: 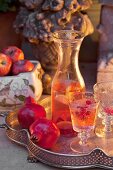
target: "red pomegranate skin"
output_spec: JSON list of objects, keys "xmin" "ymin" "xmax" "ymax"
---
[
  {"xmin": 29, "ymin": 118, "xmax": 60, "ymax": 149},
  {"xmin": 18, "ymin": 103, "xmax": 46, "ymax": 129},
  {"xmin": 25, "ymin": 96, "xmax": 36, "ymax": 104}
]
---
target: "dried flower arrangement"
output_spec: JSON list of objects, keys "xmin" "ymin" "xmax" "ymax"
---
[{"xmin": 14, "ymin": 0, "xmax": 94, "ymax": 93}]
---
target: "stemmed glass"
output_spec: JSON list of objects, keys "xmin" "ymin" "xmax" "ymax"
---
[
  {"xmin": 94, "ymin": 82, "xmax": 113, "ymax": 137},
  {"xmin": 68, "ymin": 92, "xmax": 99, "ymax": 154}
]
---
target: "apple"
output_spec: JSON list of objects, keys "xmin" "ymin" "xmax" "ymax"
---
[
  {"xmin": 2, "ymin": 46, "xmax": 24, "ymax": 63},
  {"xmin": 0, "ymin": 53, "xmax": 12, "ymax": 76},
  {"xmin": 12, "ymin": 60, "xmax": 34, "ymax": 75}
]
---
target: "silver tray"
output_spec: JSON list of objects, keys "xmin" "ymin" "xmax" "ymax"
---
[{"xmin": 1, "ymin": 96, "xmax": 113, "ymax": 169}]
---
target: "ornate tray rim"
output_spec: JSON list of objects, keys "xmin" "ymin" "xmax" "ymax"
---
[
  {"xmin": 1, "ymin": 97, "xmax": 113, "ymax": 169},
  {"xmin": 5, "ymin": 128, "xmax": 113, "ymax": 170}
]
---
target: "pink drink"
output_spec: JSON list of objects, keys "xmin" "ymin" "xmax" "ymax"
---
[
  {"xmin": 70, "ymin": 98, "xmax": 97, "ymax": 132},
  {"xmin": 104, "ymin": 106, "xmax": 113, "ymax": 116}
]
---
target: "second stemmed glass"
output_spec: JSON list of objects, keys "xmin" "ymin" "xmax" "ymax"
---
[
  {"xmin": 68, "ymin": 92, "xmax": 99, "ymax": 154},
  {"xmin": 94, "ymin": 82, "xmax": 113, "ymax": 138}
]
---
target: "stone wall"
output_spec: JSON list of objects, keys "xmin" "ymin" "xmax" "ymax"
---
[{"xmin": 97, "ymin": 1, "xmax": 113, "ymax": 82}]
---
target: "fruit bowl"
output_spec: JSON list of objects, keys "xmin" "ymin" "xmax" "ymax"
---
[{"xmin": 0, "ymin": 60, "xmax": 43, "ymax": 109}]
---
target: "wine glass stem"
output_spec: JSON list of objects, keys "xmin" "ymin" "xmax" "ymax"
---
[
  {"xmin": 78, "ymin": 130, "xmax": 89, "ymax": 146},
  {"xmin": 104, "ymin": 115, "xmax": 112, "ymax": 132}
]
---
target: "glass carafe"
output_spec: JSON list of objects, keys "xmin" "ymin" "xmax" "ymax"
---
[{"xmin": 51, "ymin": 30, "xmax": 85, "ymax": 136}]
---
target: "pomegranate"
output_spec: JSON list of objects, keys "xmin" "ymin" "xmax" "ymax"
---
[
  {"xmin": 29, "ymin": 118, "xmax": 60, "ymax": 149},
  {"xmin": 25, "ymin": 96, "xmax": 36, "ymax": 104},
  {"xmin": 18, "ymin": 97, "xmax": 46, "ymax": 129}
]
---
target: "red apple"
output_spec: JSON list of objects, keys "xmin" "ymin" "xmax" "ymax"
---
[
  {"xmin": 2, "ymin": 46, "xmax": 24, "ymax": 63},
  {"xmin": 0, "ymin": 53, "xmax": 12, "ymax": 76},
  {"xmin": 12, "ymin": 60, "xmax": 34, "ymax": 75}
]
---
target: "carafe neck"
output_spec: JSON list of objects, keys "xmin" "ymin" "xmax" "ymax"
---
[
  {"xmin": 58, "ymin": 40, "xmax": 82, "ymax": 72},
  {"xmin": 58, "ymin": 39, "xmax": 85, "ymax": 87}
]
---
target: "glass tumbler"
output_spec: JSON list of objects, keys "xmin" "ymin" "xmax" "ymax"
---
[{"xmin": 94, "ymin": 82, "xmax": 113, "ymax": 138}]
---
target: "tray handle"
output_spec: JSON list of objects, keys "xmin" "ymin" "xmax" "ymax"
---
[
  {"xmin": 0, "ymin": 123, "xmax": 8, "ymax": 129},
  {"xmin": 0, "ymin": 112, "xmax": 9, "ymax": 129}
]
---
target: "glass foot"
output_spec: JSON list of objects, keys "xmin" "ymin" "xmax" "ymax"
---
[{"xmin": 70, "ymin": 138, "xmax": 95, "ymax": 154}]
